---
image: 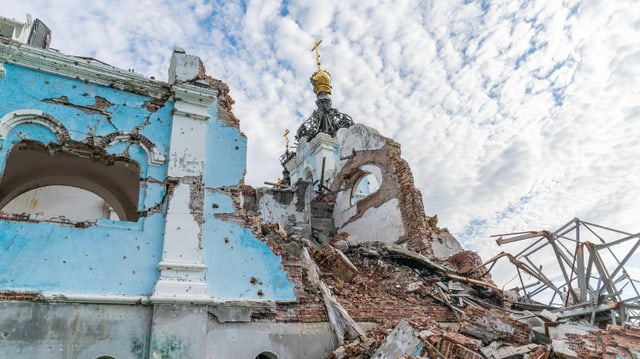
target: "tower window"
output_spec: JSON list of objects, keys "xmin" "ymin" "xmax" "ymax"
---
[{"xmin": 350, "ymin": 172, "xmax": 380, "ymax": 206}]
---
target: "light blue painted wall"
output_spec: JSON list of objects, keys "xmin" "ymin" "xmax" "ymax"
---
[
  {"xmin": 0, "ymin": 215, "xmax": 164, "ymax": 295},
  {"xmin": 0, "ymin": 62, "xmax": 295, "ymax": 300},
  {"xmin": 0, "ymin": 64, "xmax": 172, "ymax": 295},
  {"xmin": 202, "ymin": 192, "xmax": 295, "ymax": 300},
  {"xmin": 202, "ymin": 116, "xmax": 295, "ymax": 300}
]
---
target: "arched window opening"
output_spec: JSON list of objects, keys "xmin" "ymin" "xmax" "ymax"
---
[
  {"xmin": 3, "ymin": 185, "xmax": 119, "ymax": 222},
  {"xmin": 255, "ymin": 352, "xmax": 278, "ymax": 359},
  {"xmin": 0, "ymin": 140, "xmax": 140, "ymax": 222},
  {"xmin": 350, "ymin": 172, "xmax": 380, "ymax": 206},
  {"xmin": 95, "ymin": 356, "xmax": 116, "ymax": 359},
  {"xmin": 303, "ymin": 168, "xmax": 313, "ymax": 182}
]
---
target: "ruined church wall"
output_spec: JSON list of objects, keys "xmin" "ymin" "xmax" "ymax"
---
[
  {"xmin": 256, "ymin": 182, "xmax": 312, "ymax": 236},
  {"xmin": 207, "ymin": 322, "xmax": 336, "ymax": 358},
  {"xmin": 330, "ymin": 125, "xmax": 408, "ymax": 245},
  {"xmin": 0, "ymin": 301, "xmax": 153, "ymax": 359},
  {"xmin": 0, "ymin": 62, "xmax": 171, "ymax": 296},
  {"xmin": 0, "ymin": 47, "xmax": 295, "ymax": 300}
]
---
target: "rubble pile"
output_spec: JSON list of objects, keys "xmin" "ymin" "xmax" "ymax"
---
[
  {"xmin": 249, "ymin": 192, "xmax": 640, "ymax": 358},
  {"xmin": 311, "ymin": 236, "xmax": 640, "ymax": 358}
]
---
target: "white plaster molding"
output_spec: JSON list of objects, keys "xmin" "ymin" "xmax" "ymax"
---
[
  {"xmin": 0, "ymin": 109, "xmax": 68, "ymax": 141},
  {"xmin": 0, "ymin": 42, "xmax": 167, "ymax": 99},
  {"xmin": 167, "ymin": 84, "xmax": 216, "ymax": 176},
  {"xmin": 36, "ymin": 292, "xmax": 278, "ymax": 305},
  {"xmin": 307, "ymin": 132, "xmax": 338, "ymax": 154},
  {"xmin": 157, "ymin": 261, "xmax": 208, "ymax": 272},
  {"xmin": 171, "ymin": 83, "xmax": 218, "ymax": 121},
  {"xmin": 102, "ymin": 131, "xmax": 166, "ymax": 166},
  {"xmin": 167, "ymin": 115, "xmax": 207, "ymax": 177},
  {"xmin": 38, "ymin": 293, "xmax": 152, "ymax": 305}
]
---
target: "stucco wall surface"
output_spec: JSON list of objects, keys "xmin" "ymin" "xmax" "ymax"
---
[
  {"xmin": 0, "ymin": 302, "xmax": 152, "ymax": 359},
  {"xmin": 0, "ymin": 64, "xmax": 172, "ymax": 295}
]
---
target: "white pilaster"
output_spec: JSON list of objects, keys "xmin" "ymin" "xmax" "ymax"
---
[{"xmin": 152, "ymin": 80, "xmax": 217, "ymax": 300}]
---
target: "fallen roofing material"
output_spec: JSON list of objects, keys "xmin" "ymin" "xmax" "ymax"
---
[
  {"xmin": 484, "ymin": 218, "xmax": 640, "ymax": 326},
  {"xmin": 306, "ymin": 217, "xmax": 640, "ymax": 358}
]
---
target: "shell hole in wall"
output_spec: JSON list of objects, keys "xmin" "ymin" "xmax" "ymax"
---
[
  {"xmin": 255, "ymin": 352, "xmax": 278, "ymax": 359},
  {"xmin": 350, "ymin": 173, "xmax": 380, "ymax": 206},
  {"xmin": 2, "ymin": 185, "xmax": 120, "ymax": 221},
  {"xmin": 0, "ymin": 140, "xmax": 141, "ymax": 222}
]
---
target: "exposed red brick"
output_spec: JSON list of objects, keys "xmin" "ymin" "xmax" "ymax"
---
[
  {"xmin": 448, "ymin": 250, "xmax": 492, "ymax": 282},
  {"xmin": 0, "ymin": 292, "xmax": 38, "ymax": 301},
  {"xmin": 313, "ymin": 246, "xmax": 358, "ymax": 283},
  {"xmin": 328, "ymin": 138, "xmax": 434, "ymax": 257}
]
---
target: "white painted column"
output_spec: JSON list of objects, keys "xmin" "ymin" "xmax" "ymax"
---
[
  {"xmin": 308, "ymin": 133, "xmax": 339, "ymax": 186},
  {"xmin": 152, "ymin": 82, "xmax": 217, "ymax": 300}
]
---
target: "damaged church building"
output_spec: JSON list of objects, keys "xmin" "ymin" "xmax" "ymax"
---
[{"xmin": 1, "ymin": 15, "xmax": 639, "ymax": 359}]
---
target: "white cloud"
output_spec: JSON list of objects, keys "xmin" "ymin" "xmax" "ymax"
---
[{"xmin": 3, "ymin": 0, "xmax": 640, "ymax": 286}]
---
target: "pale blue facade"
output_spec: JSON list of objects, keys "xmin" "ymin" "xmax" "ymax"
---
[
  {"xmin": 0, "ymin": 63, "xmax": 170, "ymax": 296},
  {"xmin": 0, "ymin": 50, "xmax": 294, "ymax": 301}
]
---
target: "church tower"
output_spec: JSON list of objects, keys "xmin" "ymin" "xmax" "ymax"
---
[{"xmin": 281, "ymin": 40, "xmax": 353, "ymax": 190}]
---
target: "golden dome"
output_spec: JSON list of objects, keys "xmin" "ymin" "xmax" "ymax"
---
[
  {"xmin": 310, "ymin": 40, "xmax": 332, "ymax": 95},
  {"xmin": 311, "ymin": 69, "xmax": 332, "ymax": 95}
]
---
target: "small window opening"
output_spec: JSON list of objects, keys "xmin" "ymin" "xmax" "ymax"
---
[
  {"xmin": 255, "ymin": 352, "xmax": 278, "ymax": 359},
  {"xmin": 0, "ymin": 140, "xmax": 140, "ymax": 222},
  {"xmin": 350, "ymin": 173, "xmax": 380, "ymax": 205}
]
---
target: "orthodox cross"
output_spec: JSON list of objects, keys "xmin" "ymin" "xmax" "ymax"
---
[{"xmin": 311, "ymin": 40, "xmax": 323, "ymax": 71}]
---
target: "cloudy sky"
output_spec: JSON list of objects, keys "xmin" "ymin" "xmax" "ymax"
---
[{"xmin": 4, "ymin": 1, "xmax": 639, "ymax": 285}]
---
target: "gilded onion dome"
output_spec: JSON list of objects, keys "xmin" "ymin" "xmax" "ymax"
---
[{"xmin": 294, "ymin": 40, "xmax": 354, "ymax": 142}]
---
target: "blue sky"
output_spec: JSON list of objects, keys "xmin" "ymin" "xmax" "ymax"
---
[{"xmin": 4, "ymin": 0, "xmax": 640, "ymax": 284}]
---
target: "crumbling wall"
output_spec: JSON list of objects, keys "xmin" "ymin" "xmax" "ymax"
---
[
  {"xmin": 330, "ymin": 124, "xmax": 463, "ymax": 259},
  {"xmin": 0, "ymin": 44, "xmax": 296, "ymax": 301},
  {"xmin": 207, "ymin": 322, "xmax": 336, "ymax": 358},
  {"xmin": 256, "ymin": 182, "xmax": 312, "ymax": 236}
]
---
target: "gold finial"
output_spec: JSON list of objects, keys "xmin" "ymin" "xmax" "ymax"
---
[{"xmin": 310, "ymin": 39, "xmax": 332, "ymax": 95}]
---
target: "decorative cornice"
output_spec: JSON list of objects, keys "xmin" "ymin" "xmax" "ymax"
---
[
  {"xmin": 0, "ymin": 41, "xmax": 170, "ymax": 99},
  {"xmin": 308, "ymin": 132, "xmax": 338, "ymax": 153},
  {"xmin": 171, "ymin": 83, "xmax": 217, "ymax": 105},
  {"xmin": 171, "ymin": 83, "xmax": 218, "ymax": 121}
]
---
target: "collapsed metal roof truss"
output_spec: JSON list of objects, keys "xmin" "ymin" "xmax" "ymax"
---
[{"xmin": 475, "ymin": 218, "xmax": 640, "ymax": 326}]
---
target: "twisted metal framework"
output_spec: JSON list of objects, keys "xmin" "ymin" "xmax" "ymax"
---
[
  {"xmin": 295, "ymin": 105, "xmax": 354, "ymax": 142},
  {"xmin": 472, "ymin": 218, "xmax": 640, "ymax": 326}
]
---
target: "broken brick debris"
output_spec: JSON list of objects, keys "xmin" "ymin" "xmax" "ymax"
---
[
  {"xmin": 194, "ymin": 182, "xmax": 640, "ymax": 358},
  {"xmin": 460, "ymin": 307, "xmax": 531, "ymax": 346},
  {"xmin": 449, "ymin": 250, "xmax": 493, "ymax": 282},
  {"xmin": 315, "ymin": 245, "xmax": 359, "ymax": 283}
]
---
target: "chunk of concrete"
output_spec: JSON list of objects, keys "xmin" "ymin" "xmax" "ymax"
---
[{"xmin": 371, "ymin": 320, "xmax": 423, "ymax": 359}]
